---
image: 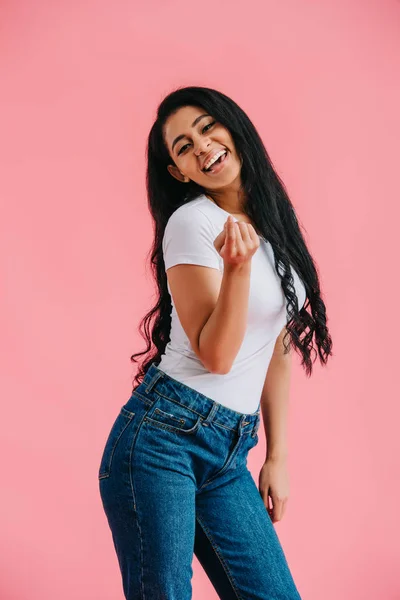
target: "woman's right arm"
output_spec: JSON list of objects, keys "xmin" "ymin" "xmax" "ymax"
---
[
  {"xmin": 198, "ymin": 261, "xmax": 251, "ymax": 373},
  {"xmin": 166, "ymin": 216, "xmax": 259, "ymax": 374}
]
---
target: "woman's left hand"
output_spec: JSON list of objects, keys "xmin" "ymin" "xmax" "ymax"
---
[{"xmin": 258, "ymin": 457, "xmax": 289, "ymax": 523}]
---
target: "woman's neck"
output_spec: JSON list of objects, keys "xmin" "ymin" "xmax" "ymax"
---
[{"xmin": 204, "ymin": 193, "xmax": 246, "ymax": 216}]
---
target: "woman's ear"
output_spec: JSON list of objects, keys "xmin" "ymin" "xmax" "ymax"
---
[{"xmin": 167, "ymin": 164, "xmax": 189, "ymax": 183}]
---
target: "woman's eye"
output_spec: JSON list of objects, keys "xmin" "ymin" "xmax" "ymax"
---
[
  {"xmin": 178, "ymin": 144, "xmax": 190, "ymax": 155},
  {"xmin": 202, "ymin": 121, "xmax": 215, "ymax": 133}
]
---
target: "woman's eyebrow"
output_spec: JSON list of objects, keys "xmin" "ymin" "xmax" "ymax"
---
[{"xmin": 171, "ymin": 114, "xmax": 210, "ymax": 152}]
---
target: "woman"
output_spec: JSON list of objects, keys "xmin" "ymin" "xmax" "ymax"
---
[{"xmin": 98, "ymin": 86, "xmax": 333, "ymax": 599}]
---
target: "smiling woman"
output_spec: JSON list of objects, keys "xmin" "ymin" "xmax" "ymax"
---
[
  {"xmin": 163, "ymin": 106, "xmax": 243, "ymax": 186},
  {"xmin": 98, "ymin": 85, "xmax": 332, "ymax": 600}
]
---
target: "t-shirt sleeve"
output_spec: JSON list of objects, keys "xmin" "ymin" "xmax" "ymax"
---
[{"xmin": 162, "ymin": 207, "xmax": 221, "ymax": 271}]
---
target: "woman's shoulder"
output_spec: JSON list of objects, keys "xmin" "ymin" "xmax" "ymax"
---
[{"xmin": 166, "ymin": 196, "xmax": 219, "ymax": 231}]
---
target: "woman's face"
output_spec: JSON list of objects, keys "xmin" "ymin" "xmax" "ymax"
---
[{"xmin": 163, "ymin": 105, "xmax": 242, "ymax": 190}]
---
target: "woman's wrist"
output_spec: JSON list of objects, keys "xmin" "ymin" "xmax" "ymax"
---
[{"xmin": 265, "ymin": 450, "xmax": 288, "ymax": 462}]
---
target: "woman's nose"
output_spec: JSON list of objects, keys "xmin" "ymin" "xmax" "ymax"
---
[{"xmin": 194, "ymin": 138, "xmax": 211, "ymax": 156}]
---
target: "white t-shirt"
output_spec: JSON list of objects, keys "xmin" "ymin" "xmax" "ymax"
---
[{"xmin": 157, "ymin": 194, "xmax": 306, "ymax": 414}]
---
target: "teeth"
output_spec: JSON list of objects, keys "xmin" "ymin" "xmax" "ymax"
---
[{"xmin": 204, "ymin": 150, "xmax": 226, "ymax": 171}]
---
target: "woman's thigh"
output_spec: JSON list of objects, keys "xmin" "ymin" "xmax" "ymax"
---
[
  {"xmin": 98, "ymin": 392, "xmax": 198, "ymax": 600},
  {"xmin": 194, "ymin": 467, "xmax": 302, "ymax": 600}
]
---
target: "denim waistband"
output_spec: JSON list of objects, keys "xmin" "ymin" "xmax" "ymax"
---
[{"xmin": 133, "ymin": 362, "xmax": 261, "ymax": 435}]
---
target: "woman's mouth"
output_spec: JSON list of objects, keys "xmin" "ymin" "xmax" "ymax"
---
[{"xmin": 203, "ymin": 150, "xmax": 229, "ymax": 175}]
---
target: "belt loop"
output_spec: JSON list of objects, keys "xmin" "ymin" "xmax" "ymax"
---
[
  {"xmin": 201, "ymin": 403, "xmax": 219, "ymax": 427},
  {"xmin": 239, "ymin": 414, "xmax": 250, "ymax": 431},
  {"xmin": 145, "ymin": 368, "xmax": 165, "ymax": 394},
  {"xmin": 251, "ymin": 413, "xmax": 261, "ymax": 437}
]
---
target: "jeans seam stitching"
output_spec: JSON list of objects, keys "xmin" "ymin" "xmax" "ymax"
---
[
  {"xmin": 129, "ymin": 414, "xmax": 147, "ymax": 512},
  {"xmin": 131, "ymin": 390, "xmax": 153, "ymax": 406},
  {"xmin": 195, "ymin": 513, "xmax": 243, "ymax": 600},
  {"xmin": 143, "ymin": 415, "xmax": 201, "ymax": 435},
  {"xmin": 153, "ymin": 389, "xmax": 204, "ymax": 418},
  {"xmin": 98, "ymin": 411, "xmax": 135, "ymax": 479},
  {"xmin": 133, "ymin": 503, "xmax": 145, "ymax": 599},
  {"xmin": 152, "ymin": 389, "xmax": 240, "ymax": 433}
]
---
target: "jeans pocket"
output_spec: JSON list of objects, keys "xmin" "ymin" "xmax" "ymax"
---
[
  {"xmin": 144, "ymin": 397, "xmax": 202, "ymax": 435},
  {"xmin": 98, "ymin": 406, "xmax": 135, "ymax": 480}
]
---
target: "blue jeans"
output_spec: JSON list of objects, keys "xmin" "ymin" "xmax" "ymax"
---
[{"xmin": 98, "ymin": 363, "xmax": 302, "ymax": 600}]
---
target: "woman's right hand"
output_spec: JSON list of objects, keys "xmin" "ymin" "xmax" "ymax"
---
[{"xmin": 214, "ymin": 215, "xmax": 260, "ymax": 268}]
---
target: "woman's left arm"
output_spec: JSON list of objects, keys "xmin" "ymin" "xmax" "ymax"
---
[{"xmin": 258, "ymin": 326, "xmax": 292, "ymax": 522}]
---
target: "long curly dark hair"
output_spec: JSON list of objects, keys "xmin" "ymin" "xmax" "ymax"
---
[{"xmin": 130, "ymin": 86, "xmax": 333, "ymax": 389}]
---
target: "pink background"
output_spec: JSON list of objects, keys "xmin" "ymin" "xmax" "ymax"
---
[{"xmin": 1, "ymin": 1, "xmax": 399, "ymax": 598}]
